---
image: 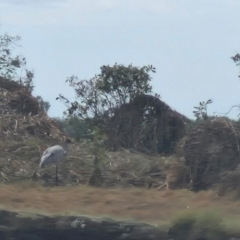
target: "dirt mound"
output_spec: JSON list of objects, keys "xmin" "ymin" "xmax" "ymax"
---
[
  {"xmin": 105, "ymin": 94, "xmax": 190, "ymax": 154},
  {"xmin": 176, "ymin": 117, "xmax": 240, "ymax": 191}
]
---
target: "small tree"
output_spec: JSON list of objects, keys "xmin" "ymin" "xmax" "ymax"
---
[
  {"xmin": 229, "ymin": 53, "xmax": 240, "ymax": 117},
  {"xmin": 36, "ymin": 95, "xmax": 51, "ymax": 114},
  {"xmin": 193, "ymin": 99, "xmax": 213, "ymax": 121},
  {"xmin": 0, "ymin": 34, "xmax": 23, "ymax": 79},
  {"xmin": 0, "ymin": 33, "xmax": 34, "ymax": 93},
  {"xmin": 57, "ymin": 63, "xmax": 156, "ymax": 124}
]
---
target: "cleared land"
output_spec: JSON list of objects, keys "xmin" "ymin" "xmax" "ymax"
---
[
  {"xmin": 1, "ymin": 79, "xmax": 240, "ymax": 238},
  {"xmin": 0, "ymin": 183, "xmax": 240, "ymax": 230}
]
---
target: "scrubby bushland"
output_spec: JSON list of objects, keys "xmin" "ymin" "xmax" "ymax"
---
[
  {"xmin": 0, "ymin": 33, "xmax": 50, "ymax": 113},
  {"xmin": 57, "ymin": 63, "xmax": 157, "ymax": 121},
  {"xmin": 168, "ymin": 210, "xmax": 235, "ymax": 240},
  {"xmin": 0, "ymin": 33, "xmax": 34, "ymax": 93}
]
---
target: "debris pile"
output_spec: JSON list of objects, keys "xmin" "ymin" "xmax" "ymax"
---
[
  {"xmin": 176, "ymin": 117, "xmax": 240, "ymax": 191},
  {"xmin": 105, "ymin": 94, "xmax": 190, "ymax": 154},
  {"xmin": 0, "ymin": 77, "xmax": 66, "ymax": 142}
]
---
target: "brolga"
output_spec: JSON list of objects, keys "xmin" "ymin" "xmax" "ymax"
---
[{"xmin": 39, "ymin": 138, "xmax": 73, "ymax": 186}]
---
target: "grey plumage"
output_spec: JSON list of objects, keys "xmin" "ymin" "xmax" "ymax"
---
[
  {"xmin": 39, "ymin": 145, "xmax": 66, "ymax": 168},
  {"xmin": 39, "ymin": 145, "xmax": 67, "ymax": 186}
]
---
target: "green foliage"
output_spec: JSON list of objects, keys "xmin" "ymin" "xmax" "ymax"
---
[
  {"xmin": 169, "ymin": 210, "xmax": 228, "ymax": 240},
  {"xmin": 89, "ymin": 126, "xmax": 108, "ymax": 165},
  {"xmin": 88, "ymin": 126, "xmax": 109, "ymax": 187},
  {"xmin": 36, "ymin": 95, "xmax": 51, "ymax": 114},
  {"xmin": 193, "ymin": 99, "xmax": 213, "ymax": 120},
  {"xmin": 0, "ymin": 34, "xmax": 23, "ymax": 79},
  {"xmin": 0, "ymin": 33, "xmax": 34, "ymax": 93},
  {"xmin": 96, "ymin": 63, "xmax": 155, "ymax": 104},
  {"xmin": 54, "ymin": 116, "xmax": 108, "ymax": 155},
  {"xmin": 232, "ymin": 53, "xmax": 240, "ymax": 63},
  {"xmin": 54, "ymin": 116, "xmax": 108, "ymax": 166},
  {"xmin": 54, "ymin": 116, "xmax": 90, "ymax": 141},
  {"xmin": 232, "ymin": 53, "xmax": 240, "ymax": 78},
  {"xmin": 57, "ymin": 63, "xmax": 156, "ymax": 122},
  {"xmin": 57, "ymin": 63, "xmax": 157, "ymax": 149}
]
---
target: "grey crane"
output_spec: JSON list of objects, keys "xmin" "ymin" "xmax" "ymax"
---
[{"xmin": 39, "ymin": 138, "xmax": 74, "ymax": 186}]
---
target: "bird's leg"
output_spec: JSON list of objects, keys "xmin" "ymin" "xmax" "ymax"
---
[{"xmin": 56, "ymin": 163, "xmax": 58, "ymax": 186}]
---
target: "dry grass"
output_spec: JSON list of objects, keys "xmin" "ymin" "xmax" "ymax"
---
[{"xmin": 1, "ymin": 183, "xmax": 240, "ymax": 227}]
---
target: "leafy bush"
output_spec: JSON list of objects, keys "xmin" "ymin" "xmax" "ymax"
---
[
  {"xmin": 36, "ymin": 95, "xmax": 51, "ymax": 114},
  {"xmin": 0, "ymin": 33, "xmax": 34, "ymax": 93},
  {"xmin": 57, "ymin": 64, "xmax": 157, "ymax": 131},
  {"xmin": 54, "ymin": 116, "xmax": 90, "ymax": 141}
]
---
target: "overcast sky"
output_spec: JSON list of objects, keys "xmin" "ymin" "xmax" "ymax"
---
[{"xmin": 1, "ymin": 0, "xmax": 240, "ymax": 119}]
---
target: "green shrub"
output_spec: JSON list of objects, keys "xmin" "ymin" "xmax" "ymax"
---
[{"xmin": 168, "ymin": 210, "xmax": 228, "ymax": 240}]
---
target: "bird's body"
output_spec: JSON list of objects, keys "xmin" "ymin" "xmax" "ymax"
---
[
  {"xmin": 39, "ymin": 145, "xmax": 66, "ymax": 168},
  {"xmin": 39, "ymin": 145, "xmax": 67, "ymax": 186}
]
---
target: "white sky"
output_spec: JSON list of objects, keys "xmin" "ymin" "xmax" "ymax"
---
[{"xmin": 1, "ymin": 0, "xmax": 240, "ymax": 119}]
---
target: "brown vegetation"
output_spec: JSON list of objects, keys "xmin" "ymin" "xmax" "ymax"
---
[
  {"xmin": 1, "ymin": 184, "xmax": 240, "ymax": 228},
  {"xmin": 0, "ymin": 78, "xmax": 178, "ymax": 188},
  {"xmin": 176, "ymin": 117, "xmax": 240, "ymax": 191},
  {"xmin": 2, "ymin": 77, "xmax": 240, "ymax": 238},
  {"xmin": 105, "ymin": 94, "xmax": 190, "ymax": 154}
]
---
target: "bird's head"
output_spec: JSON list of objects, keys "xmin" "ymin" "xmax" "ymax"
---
[{"xmin": 39, "ymin": 161, "xmax": 45, "ymax": 168}]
